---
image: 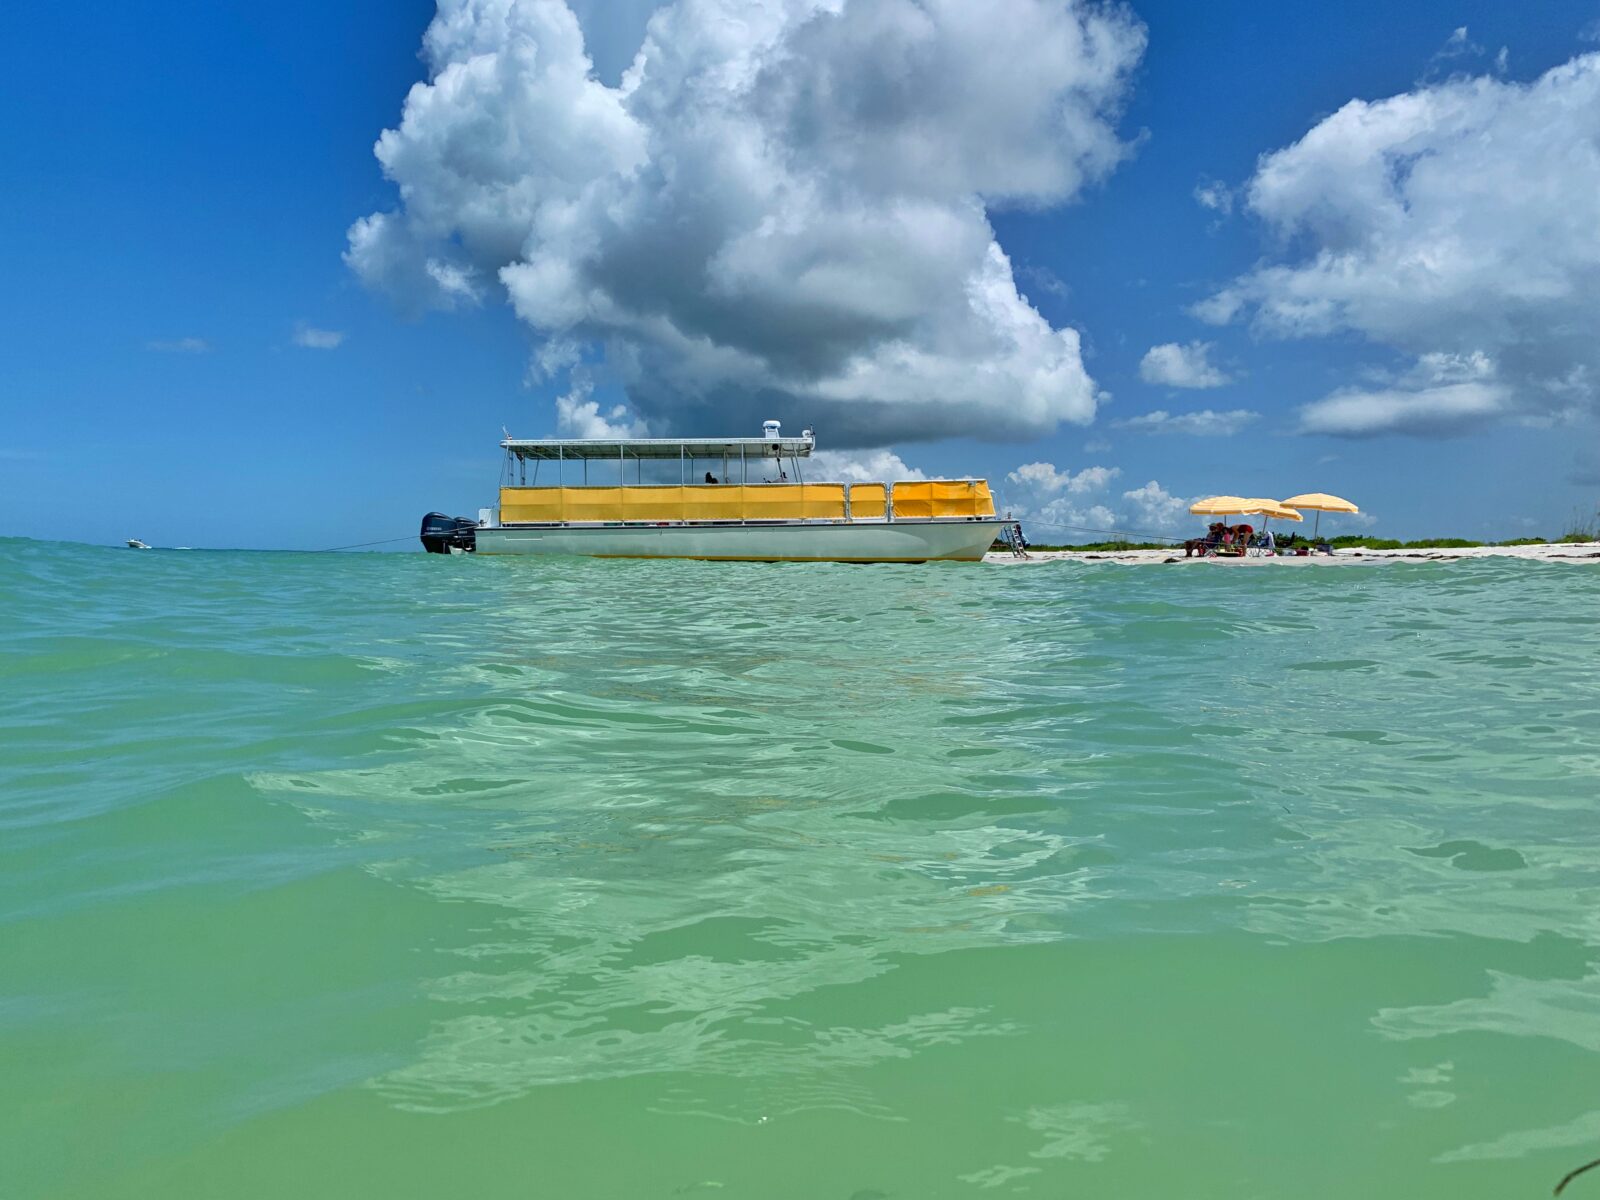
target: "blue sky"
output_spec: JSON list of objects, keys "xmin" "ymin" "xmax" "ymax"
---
[{"xmin": 4, "ymin": 0, "xmax": 1599, "ymax": 549}]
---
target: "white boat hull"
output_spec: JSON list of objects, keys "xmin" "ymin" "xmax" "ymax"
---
[{"xmin": 474, "ymin": 520, "xmax": 1002, "ymax": 562}]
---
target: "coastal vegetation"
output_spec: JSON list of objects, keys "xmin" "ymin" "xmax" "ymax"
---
[
  {"xmin": 1004, "ymin": 501, "xmax": 1600, "ymax": 553},
  {"xmin": 1561, "ymin": 504, "xmax": 1600, "ymax": 543},
  {"xmin": 1014, "ymin": 528, "xmax": 1598, "ymax": 553}
]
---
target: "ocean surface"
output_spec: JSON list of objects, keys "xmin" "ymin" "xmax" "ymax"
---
[{"xmin": 4, "ymin": 537, "xmax": 1599, "ymax": 1199}]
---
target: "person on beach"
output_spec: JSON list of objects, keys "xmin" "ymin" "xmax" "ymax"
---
[
  {"xmin": 1185, "ymin": 523, "xmax": 1225, "ymax": 557},
  {"xmin": 1213, "ymin": 524, "xmax": 1250, "ymax": 556}
]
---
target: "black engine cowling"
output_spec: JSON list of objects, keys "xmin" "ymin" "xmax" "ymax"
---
[{"xmin": 419, "ymin": 512, "xmax": 477, "ymax": 554}]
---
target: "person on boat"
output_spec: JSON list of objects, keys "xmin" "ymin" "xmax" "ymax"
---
[{"xmin": 705, "ymin": 471, "xmax": 718, "ymax": 484}]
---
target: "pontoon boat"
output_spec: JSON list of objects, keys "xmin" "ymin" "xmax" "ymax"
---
[{"xmin": 421, "ymin": 422, "xmax": 1002, "ymax": 562}]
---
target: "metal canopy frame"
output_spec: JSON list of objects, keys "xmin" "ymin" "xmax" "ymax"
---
[
  {"xmin": 501, "ymin": 435, "xmax": 815, "ymax": 461},
  {"xmin": 501, "ymin": 433, "xmax": 811, "ymax": 488}
]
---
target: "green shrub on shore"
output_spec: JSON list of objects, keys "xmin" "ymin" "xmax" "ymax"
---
[
  {"xmin": 1559, "ymin": 502, "xmax": 1599, "ymax": 543},
  {"xmin": 1328, "ymin": 535, "xmax": 1403, "ymax": 550},
  {"xmin": 1497, "ymin": 537, "xmax": 1547, "ymax": 546},
  {"xmin": 1324, "ymin": 536, "xmax": 1483, "ymax": 550}
]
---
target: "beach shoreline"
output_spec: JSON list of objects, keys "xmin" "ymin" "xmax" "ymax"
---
[{"xmin": 985, "ymin": 540, "xmax": 1600, "ymax": 565}]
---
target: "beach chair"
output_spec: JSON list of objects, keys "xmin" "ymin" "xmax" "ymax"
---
[
  {"xmin": 1185, "ymin": 523, "xmax": 1223, "ymax": 557},
  {"xmin": 1246, "ymin": 529, "xmax": 1277, "ymax": 557}
]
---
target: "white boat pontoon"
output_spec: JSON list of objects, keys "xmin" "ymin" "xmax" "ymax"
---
[{"xmin": 420, "ymin": 421, "xmax": 1003, "ymax": 562}]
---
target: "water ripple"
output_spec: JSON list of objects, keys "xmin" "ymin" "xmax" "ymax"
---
[{"xmin": 5, "ymin": 538, "xmax": 1600, "ymax": 1196}]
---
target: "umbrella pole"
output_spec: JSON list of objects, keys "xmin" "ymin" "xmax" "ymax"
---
[{"xmin": 1313, "ymin": 511, "xmax": 1322, "ymax": 541}]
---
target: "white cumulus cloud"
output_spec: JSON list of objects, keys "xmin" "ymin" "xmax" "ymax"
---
[
  {"xmin": 1116, "ymin": 408, "xmax": 1258, "ymax": 435},
  {"xmin": 1427, "ymin": 26, "xmax": 1482, "ymax": 73},
  {"xmin": 1139, "ymin": 341, "xmax": 1230, "ymax": 388},
  {"xmin": 1299, "ymin": 381, "xmax": 1510, "ymax": 436},
  {"xmin": 1193, "ymin": 180, "xmax": 1232, "ymax": 214},
  {"xmin": 1006, "ymin": 459, "xmax": 1117, "ymax": 532},
  {"xmin": 1004, "ymin": 459, "xmax": 1189, "ymax": 537},
  {"xmin": 1199, "ymin": 52, "xmax": 1600, "ymax": 435},
  {"xmin": 1298, "ymin": 351, "xmax": 1511, "ymax": 436},
  {"xmin": 292, "ymin": 325, "xmax": 346, "ymax": 350},
  {"xmin": 347, "ymin": 0, "xmax": 1147, "ymax": 446},
  {"xmin": 146, "ymin": 337, "xmax": 210, "ymax": 354},
  {"xmin": 809, "ymin": 448, "xmax": 926, "ymax": 482},
  {"xmin": 554, "ymin": 383, "xmax": 651, "ymax": 438},
  {"xmin": 1121, "ymin": 480, "xmax": 1190, "ymax": 530},
  {"xmin": 1007, "ymin": 461, "xmax": 1120, "ymax": 494}
]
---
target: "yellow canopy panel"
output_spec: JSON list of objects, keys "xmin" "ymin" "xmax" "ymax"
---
[
  {"xmin": 891, "ymin": 480, "xmax": 995, "ymax": 519},
  {"xmin": 501, "ymin": 484, "xmax": 849, "ymax": 524},
  {"xmin": 498, "ymin": 481, "xmax": 992, "ymax": 524},
  {"xmin": 500, "ymin": 487, "xmax": 568, "ymax": 524},
  {"xmin": 680, "ymin": 485, "xmax": 748, "ymax": 522},
  {"xmin": 741, "ymin": 483, "xmax": 846, "ymax": 521},
  {"xmin": 563, "ymin": 487, "xmax": 626, "ymax": 523},
  {"xmin": 851, "ymin": 483, "xmax": 886, "ymax": 519}
]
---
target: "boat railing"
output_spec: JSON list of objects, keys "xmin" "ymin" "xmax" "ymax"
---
[{"xmin": 495, "ymin": 479, "xmax": 993, "ymax": 526}]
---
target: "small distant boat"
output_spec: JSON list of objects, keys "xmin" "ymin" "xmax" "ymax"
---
[
  {"xmin": 421, "ymin": 421, "xmax": 1003, "ymax": 562},
  {"xmin": 126, "ymin": 538, "xmax": 152, "ymax": 550}
]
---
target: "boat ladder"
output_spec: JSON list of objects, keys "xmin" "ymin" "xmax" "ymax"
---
[{"xmin": 1003, "ymin": 522, "xmax": 1030, "ymax": 559}]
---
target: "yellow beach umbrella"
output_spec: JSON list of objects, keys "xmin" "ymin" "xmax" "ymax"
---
[
  {"xmin": 1188, "ymin": 496, "xmax": 1300, "ymax": 554},
  {"xmin": 1281, "ymin": 492, "xmax": 1358, "ymax": 513},
  {"xmin": 1190, "ymin": 496, "xmax": 1251, "ymax": 515},
  {"xmin": 1236, "ymin": 500, "xmax": 1301, "ymax": 553},
  {"xmin": 1192, "ymin": 496, "xmax": 1302, "ymax": 520},
  {"xmin": 1240, "ymin": 499, "xmax": 1303, "ymax": 522},
  {"xmin": 1280, "ymin": 492, "xmax": 1359, "ymax": 539},
  {"xmin": 1188, "ymin": 497, "xmax": 1252, "ymax": 554}
]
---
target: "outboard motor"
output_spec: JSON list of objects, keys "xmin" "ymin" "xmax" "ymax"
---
[{"xmin": 419, "ymin": 512, "xmax": 477, "ymax": 554}]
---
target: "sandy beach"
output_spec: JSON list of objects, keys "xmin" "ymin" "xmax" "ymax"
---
[{"xmin": 986, "ymin": 540, "xmax": 1600, "ymax": 565}]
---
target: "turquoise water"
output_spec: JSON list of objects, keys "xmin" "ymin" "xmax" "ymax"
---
[{"xmin": 4, "ymin": 538, "xmax": 1600, "ymax": 1198}]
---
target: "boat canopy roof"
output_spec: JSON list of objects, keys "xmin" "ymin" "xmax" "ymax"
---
[{"xmin": 501, "ymin": 434, "xmax": 815, "ymax": 461}]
